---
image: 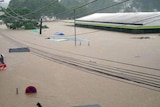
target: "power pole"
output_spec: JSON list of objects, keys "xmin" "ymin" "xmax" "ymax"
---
[
  {"xmin": 40, "ymin": 18, "xmax": 42, "ymax": 35},
  {"xmin": 73, "ymin": 0, "xmax": 97, "ymax": 46},
  {"xmin": 74, "ymin": 10, "xmax": 77, "ymax": 46}
]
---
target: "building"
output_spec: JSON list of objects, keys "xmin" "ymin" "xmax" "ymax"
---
[{"xmin": 76, "ymin": 12, "xmax": 160, "ymax": 33}]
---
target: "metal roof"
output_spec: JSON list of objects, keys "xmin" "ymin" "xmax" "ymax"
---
[{"xmin": 76, "ymin": 12, "xmax": 160, "ymax": 26}]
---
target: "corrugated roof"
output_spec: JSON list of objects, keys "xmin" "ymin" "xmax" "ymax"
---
[{"xmin": 76, "ymin": 12, "xmax": 160, "ymax": 26}]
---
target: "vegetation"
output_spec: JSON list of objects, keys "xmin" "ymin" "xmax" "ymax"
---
[
  {"xmin": 123, "ymin": 0, "xmax": 160, "ymax": 12},
  {"xmin": 0, "ymin": 0, "xmax": 66, "ymax": 29},
  {"xmin": 60, "ymin": 0, "xmax": 160, "ymax": 14},
  {"xmin": 0, "ymin": 0, "xmax": 160, "ymax": 30},
  {"xmin": 0, "ymin": 8, "xmax": 39, "ymax": 29},
  {"xmin": 8, "ymin": 0, "xmax": 66, "ymax": 19}
]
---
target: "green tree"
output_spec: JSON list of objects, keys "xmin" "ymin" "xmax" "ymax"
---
[
  {"xmin": 122, "ymin": 0, "xmax": 160, "ymax": 12},
  {"xmin": 9, "ymin": 0, "xmax": 66, "ymax": 19},
  {"xmin": 59, "ymin": 0, "xmax": 98, "ymax": 19},
  {"xmin": 0, "ymin": 8, "xmax": 39, "ymax": 29},
  {"xmin": 87, "ymin": 0, "xmax": 122, "ymax": 13}
]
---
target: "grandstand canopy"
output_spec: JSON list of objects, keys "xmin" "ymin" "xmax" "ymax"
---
[{"xmin": 76, "ymin": 12, "xmax": 160, "ymax": 26}]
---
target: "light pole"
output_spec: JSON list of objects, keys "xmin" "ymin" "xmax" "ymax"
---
[{"xmin": 73, "ymin": 0, "xmax": 97, "ymax": 46}]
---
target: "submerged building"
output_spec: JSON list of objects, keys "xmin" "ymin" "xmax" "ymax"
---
[{"xmin": 76, "ymin": 12, "xmax": 160, "ymax": 33}]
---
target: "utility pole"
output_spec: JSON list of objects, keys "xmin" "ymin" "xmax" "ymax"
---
[
  {"xmin": 74, "ymin": 9, "xmax": 76, "ymax": 46},
  {"xmin": 40, "ymin": 18, "xmax": 42, "ymax": 35},
  {"xmin": 73, "ymin": 0, "xmax": 97, "ymax": 46}
]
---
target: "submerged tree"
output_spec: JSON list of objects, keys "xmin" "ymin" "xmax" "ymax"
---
[{"xmin": 0, "ymin": 7, "xmax": 39, "ymax": 29}]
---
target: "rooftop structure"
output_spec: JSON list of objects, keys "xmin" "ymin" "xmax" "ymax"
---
[
  {"xmin": 77, "ymin": 12, "xmax": 160, "ymax": 26},
  {"xmin": 76, "ymin": 12, "xmax": 160, "ymax": 33}
]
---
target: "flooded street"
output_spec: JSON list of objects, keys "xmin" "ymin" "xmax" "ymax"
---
[{"xmin": 0, "ymin": 21, "xmax": 160, "ymax": 107}]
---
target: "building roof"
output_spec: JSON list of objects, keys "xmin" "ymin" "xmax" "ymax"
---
[{"xmin": 76, "ymin": 12, "xmax": 160, "ymax": 26}]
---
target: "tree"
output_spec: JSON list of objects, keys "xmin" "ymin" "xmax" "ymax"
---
[
  {"xmin": 8, "ymin": 0, "xmax": 66, "ymax": 19},
  {"xmin": 122, "ymin": 0, "xmax": 160, "ymax": 12},
  {"xmin": 5, "ymin": 0, "xmax": 160, "ymax": 22},
  {"xmin": 0, "ymin": 8, "xmax": 39, "ymax": 29},
  {"xmin": 59, "ymin": 0, "xmax": 91, "ymax": 19}
]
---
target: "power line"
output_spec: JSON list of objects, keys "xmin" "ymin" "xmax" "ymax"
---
[
  {"xmin": 7, "ymin": 7, "xmax": 29, "ymax": 20},
  {"xmin": 1, "ymin": 0, "xmax": 59, "ymax": 22},
  {"xmin": 8, "ymin": 0, "xmax": 27, "ymax": 10},
  {"xmin": 22, "ymin": 0, "xmax": 58, "ymax": 17},
  {"xmin": 2, "ymin": 0, "xmax": 130, "ymax": 20},
  {"xmin": 0, "ymin": 6, "xmax": 20, "ymax": 20},
  {"xmin": 133, "ymin": 14, "xmax": 160, "ymax": 24},
  {"xmin": 54, "ymin": 0, "xmax": 131, "ymax": 19},
  {"xmin": 2, "ymin": 0, "xmax": 160, "ymax": 27},
  {"xmin": 72, "ymin": 0, "xmax": 160, "ymax": 27},
  {"xmin": 75, "ymin": 0, "xmax": 130, "ymax": 18},
  {"xmin": 2, "ymin": 0, "xmax": 58, "ymax": 20},
  {"xmin": 0, "ymin": 6, "xmax": 33, "ymax": 21}
]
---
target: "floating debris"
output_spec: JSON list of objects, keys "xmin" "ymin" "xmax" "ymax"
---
[
  {"xmin": 9, "ymin": 47, "xmax": 30, "ymax": 53},
  {"xmin": 25, "ymin": 86, "xmax": 37, "ymax": 94},
  {"xmin": 73, "ymin": 104, "xmax": 101, "ymax": 107},
  {"xmin": 54, "ymin": 32, "xmax": 65, "ymax": 36},
  {"xmin": 132, "ymin": 36, "xmax": 150, "ymax": 39}
]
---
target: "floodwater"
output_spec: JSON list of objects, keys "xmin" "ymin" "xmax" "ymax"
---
[{"xmin": 0, "ymin": 21, "xmax": 160, "ymax": 107}]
